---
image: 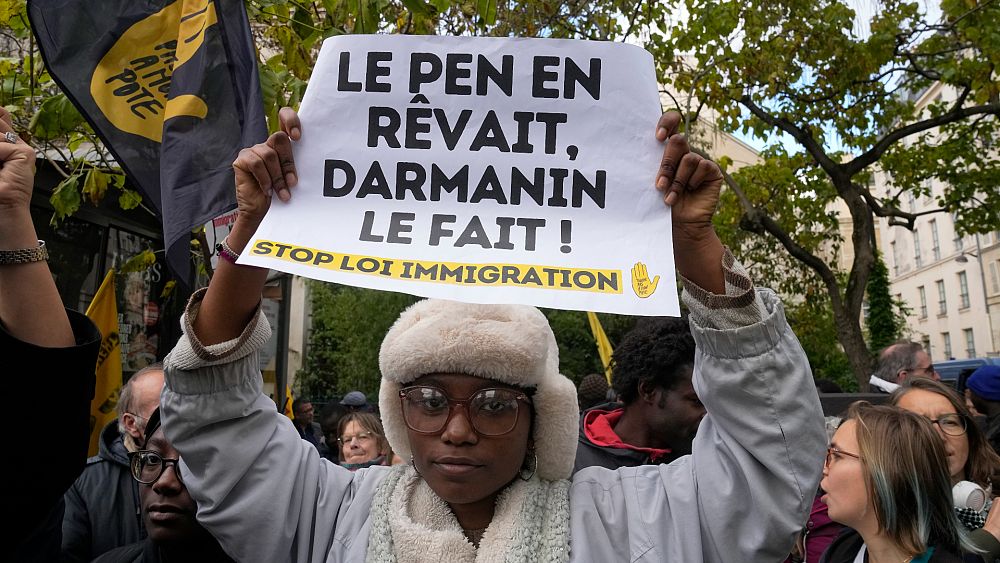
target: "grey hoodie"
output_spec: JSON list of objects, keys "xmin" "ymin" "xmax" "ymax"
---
[{"xmin": 161, "ymin": 286, "xmax": 825, "ymax": 563}]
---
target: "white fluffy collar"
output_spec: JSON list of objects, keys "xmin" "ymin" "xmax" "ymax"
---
[{"xmin": 365, "ymin": 465, "xmax": 571, "ymax": 563}]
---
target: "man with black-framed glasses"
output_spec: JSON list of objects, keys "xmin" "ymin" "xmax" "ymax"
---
[{"xmin": 62, "ymin": 365, "xmax": 164, "ymax": 562}]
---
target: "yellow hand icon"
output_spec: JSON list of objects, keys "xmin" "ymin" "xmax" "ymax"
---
[{"xmin": 631, "ymin": 262, "xmax": 660, "ymax": 298}]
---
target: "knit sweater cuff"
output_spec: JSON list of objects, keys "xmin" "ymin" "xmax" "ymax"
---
[
  {"xmin": 167, "ymin": 287, "xmax": 271, "ymax": 372},
  {"xmin": 681, "ymin": 247, "xmax": 764, "ymax": 330}
]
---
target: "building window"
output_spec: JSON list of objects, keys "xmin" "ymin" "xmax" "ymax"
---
[
  {"xmin": 937, "ymin": 280, "xmax": 947, "ymax": 315},
  {"xmin": 964, "ymin": 328, "xmax": 976, "ymax": 358},
  {"xmin": 958, "ymin": 271, "xmax": 970, "ymax": 309},
  {"xmin": 942, "ymin": 332, "xmax": 952, "ymax": 359},
  {"xmin": 953, "ymin": 212, "xmax": 964, "ymax": 251},
  {"xmin": 918, "ymin": 286, "xmax": 927, "ymax": 318},
  {"xmin": 990, "ymin": 261, "xmax": 1000, "ymax": 295},
  {"xmin": 891, "ymin": 241, "xmax": 899, "ymax": 276},
  {"xmin": 929, "ymin": 219, "xmax": 940, "ymax": 261},
  {"xmin": 908, "ymin": 192, "xmax": 917, "ymax": 213},
  {"xmin": 914, "ymin": 230, "xmax": 923, "ymax": 268}
]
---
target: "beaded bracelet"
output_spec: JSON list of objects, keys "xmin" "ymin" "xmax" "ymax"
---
[{"xmin": 215, "ymin": 237, "xmax": 240, "ymax": 264}]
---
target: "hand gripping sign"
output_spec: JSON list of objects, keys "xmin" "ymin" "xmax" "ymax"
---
[{"xmin": 241, "ymin": 35, "xmax": 678, "ymax": 316}]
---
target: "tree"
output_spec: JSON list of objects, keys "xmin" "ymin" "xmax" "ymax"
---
[
  {"xmin": 648, "ymin": 0, "xmax": 1000, "ymax": 388},
  {"xmin": 865, "ymin": 250, "xmax": 903, "ymax": 352},
  {"xmin": 784, "ymin": 292, "xmax": 856, "ymax": 391},
  {"xmin": 295, "ymin": 282, "xmax": 418, "ymax": 400}
]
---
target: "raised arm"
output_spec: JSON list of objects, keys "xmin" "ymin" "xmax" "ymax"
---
[
  {"xmin": 569, "ymin": 112, "xmax": 826, "ymax": 563},
  {"xmin": 161, "ymin": 109, "xmax": 385, "ymax": 562},
  {"xmin": 192, "ymin": 107, "xmax": 300, "ymax": 345},
  {"xmin": 0, "ymin": 108, "xmax": 72, "ymax": 346},
  {"xmin": 0, "ymin": 109, "xmax": 102, "ymax": 558},
  {"xmin": 654, "ymin": 111, "xmax": 726, "ymax": 294}
]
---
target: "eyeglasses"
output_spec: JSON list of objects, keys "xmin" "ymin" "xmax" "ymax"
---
[
  {"xmin": 126, "ymin": 412, "xmax": 148, "ymax": 422},
  {"xmin": 399, "ymin": 386, "xmax": 532, "ymax": 436},
  {"xmin": 824, "ymin": 446, "xmax": 861, "ymax": 469},
  {"xmin": 129, "ymin": 450, "xmax": 182, "ymax": 485},
  {"xmin": 927, "ymin": 413, "xmax": 967, "ymax": 437},
  {"xmin": 910, "ymin": 364, "xmax": 937, "ymax": 377},
  {"xmin": 338, "ymin": 431, "xmax": 374, "ymax": 445}
]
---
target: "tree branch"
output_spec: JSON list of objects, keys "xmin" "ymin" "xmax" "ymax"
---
[
  {"xmin": 845, "ymin": 102, "xmax": 1000, "ymax": 175},
  {"xmin": 738, "ymin": 95, "xmax": 845, "ymax": 182}
]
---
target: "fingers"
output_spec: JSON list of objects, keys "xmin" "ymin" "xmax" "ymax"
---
[
  {"xmin": 266, "ymin": 131, "xmax": 297, "ymax": 199},
  {"xmin": 0, "ymin": 107, "xmax": 12, "ymax": 131},
  {"xmin": 656, "ymin": 133, "xmax": 688, "ymax": 201},
  {"xmin": 234, "ymin": 145, "xmax": 277, "ymax": 198},
  {"xmin": 655, "ymin": 111, "xmax": 682, "ymax": 142},
  {"xmin": 278, "ymin": 107, "xmax": 301, "ymax": 141},
  {"xmin": 687, "ymin": 158, "xmax": 723, "ymax": 193},
  {"xmin": 664, "ymin": 153, "xmax": 700, "ymax": 206},
  {"xmin": 0, "ymin": 108, "xmax": 33, "ymax": 166},
  {"xmin": 234, "ymin": 131, "xmax": 298, "ymax": 203}
]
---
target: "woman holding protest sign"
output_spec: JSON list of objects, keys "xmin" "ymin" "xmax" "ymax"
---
[{"xmin": 159, "ymin": 107, "xmax": 825, "ymax": 562}]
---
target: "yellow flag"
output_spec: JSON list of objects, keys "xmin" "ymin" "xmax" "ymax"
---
[
  {"xmin": 587, "ymin": 312, "xmax": 614, "ymax": 385},
  {"xmin": 85, "ymin": 270, "xmax": 123, "ymax": 457},
  {"xmin": 284, "ymin": 385, "xmax": 294, "ymax": 419}
]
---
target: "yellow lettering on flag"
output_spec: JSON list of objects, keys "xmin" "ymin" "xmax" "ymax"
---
[
  {"xmin": 587, "ymin": 312, "xmax": 614, "ymax": 385},
  {"xmin": 89, "ymin": 0, "xmax": 217, "ymax": 142},
  {"xmin": 85, "ymin": 270, "xmax": 123, "ymax": 457}
]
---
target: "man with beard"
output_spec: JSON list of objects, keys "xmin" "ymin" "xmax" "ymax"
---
[{"xmin": 573, "ymin": 316, "xmax": 705, "ymax": 474}]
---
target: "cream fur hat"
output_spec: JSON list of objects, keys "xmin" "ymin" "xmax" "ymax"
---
[{"xmin": 378, "ymin": 299, "xmax": 579, "ymax": 481}]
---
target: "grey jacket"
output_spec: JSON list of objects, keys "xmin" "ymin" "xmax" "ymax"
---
[{"xmin": 161, "ymin": 288, "xmax": 825, "ymax": 563}]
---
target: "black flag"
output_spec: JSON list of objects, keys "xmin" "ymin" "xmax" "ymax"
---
[{"xmin": 28, "ymin": 0, "xmax": 267, "ymax": 283}]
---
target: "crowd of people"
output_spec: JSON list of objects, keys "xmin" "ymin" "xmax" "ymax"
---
[{"xmin": 4, "ymin": 99, "xmax": 1000, "ymax": 563}]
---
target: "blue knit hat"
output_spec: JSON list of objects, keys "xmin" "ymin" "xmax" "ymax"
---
[{"xmin": 967, "ymin": 366, "xmax": 1000, "ymax": 401}]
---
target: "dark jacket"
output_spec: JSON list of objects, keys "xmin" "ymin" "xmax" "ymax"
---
[
  {"xmin": 61, "ymin": 420, "xmax": 146, "ymax": 562},
  {"xmin": 92, "ymin": 539, "xmax": 234, "ymax": 563},
  {"xmin": 819, "ymin": 528, "xmax": 963, "ymax": 563},
  {"xmin": 5, "ymin": 310, "xmax": 101, "ymax": 563},
  {"xmin": 984, "ymin": 414, "xmax": 1000, "ymax": 458},
  {"xmin": 572, "ymin": 403, "xmax": 681, "ymax": 474}
]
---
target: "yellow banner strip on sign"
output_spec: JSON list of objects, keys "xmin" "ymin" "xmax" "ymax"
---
[{"xmin": 251, "ymin": 239, "xmax": 623, "ymax": 295}]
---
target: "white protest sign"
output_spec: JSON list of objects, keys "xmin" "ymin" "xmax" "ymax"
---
[{"xmin": 241, "ymin": 35, "xmax": 677, "ymax": 316}]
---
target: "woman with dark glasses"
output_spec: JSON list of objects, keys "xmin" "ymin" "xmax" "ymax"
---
[
  {"xmin": 157, "ymin": 108, "xmax": 826, "ymax": 562},
  {"xmin": 890, "ymin": 378, "xmax": 1000, "ymax": 562}
]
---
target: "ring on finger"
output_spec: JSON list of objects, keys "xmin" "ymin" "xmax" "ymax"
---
[{"xmin": 3, "ymin": 131, "xmax": 17, "ymax": 144}]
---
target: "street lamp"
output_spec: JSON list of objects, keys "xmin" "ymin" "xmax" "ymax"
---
[{"xmin": 955, "ymin": 237, "xmax": 996, "ymax": 356}]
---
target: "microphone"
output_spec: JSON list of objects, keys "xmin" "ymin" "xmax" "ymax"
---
[{"xmin": 953, "ymin": 480, "xmax": 988, "ymax": 512}]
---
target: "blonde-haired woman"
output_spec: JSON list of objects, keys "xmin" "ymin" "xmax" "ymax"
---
[
  {"xmin": 337, "ymin": 412, "xmax": 394, "ymax": 470},
  {"xmin": 820, "ymin": 402, "xmax": 970, "ymax": 563}
]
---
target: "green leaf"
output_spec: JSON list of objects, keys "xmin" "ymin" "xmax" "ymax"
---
[
  {"xmin": 29, "ymin": 94, "xmax": 84, "ymax": 140},
  {"xmin": 81, "ymin": 168, "xmax": 110, "ymax": 205},
  {"xmin": 120, "ymin": 249, "xmax": 157, "ymax": 273},
  {"xmin": 49, "ymin": 174, "xmax": 81, "ymax": 224},
  {"xmin": 401, "ymin": 0, "xmax": 433, "ymax": 17},
  {"xmin": 118, "ymin": 188, "xmax": 142, "ymax": 210},
  {"xmin": 160, "ymin": 280, "xmax": 176, "ymax": 299},
  {"xmin": 475, "ymin": 0, "xmax": 496, "ymax": 26}
]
